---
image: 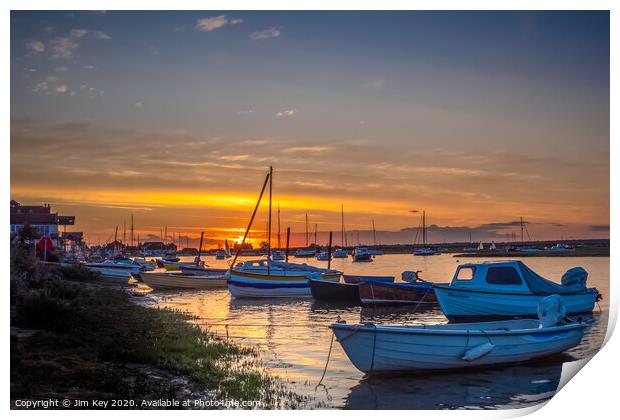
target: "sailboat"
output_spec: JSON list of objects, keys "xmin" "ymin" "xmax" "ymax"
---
[
  {"xmin": 272, "ymin": 205, "xmax": 286, "ymax": 260},
  {"xmin": 489, "ymin": 241, "xmax": 497, "ymax": 251},
  {"xmin": 368, "ymin": 219, "xmax": 384, "ymax": 255},
  {"xmin": 477, "ymin": 241, "xmax": 485, "ymax": 251},
  {"xmin": 413, "ymin": 211, "xmax": 439, "ymax": 256},
  {"xmin": 228, "ymin": 168, "xmax": 342, "ymax": 298},
  {"xmin": 332, "ymin": 204, "xmax": 348, "ymax": 258}
]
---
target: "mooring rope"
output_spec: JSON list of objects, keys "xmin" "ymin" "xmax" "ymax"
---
[{"xmin": 315, "ymin": 331, "xmax": 335, "ymax": 390}]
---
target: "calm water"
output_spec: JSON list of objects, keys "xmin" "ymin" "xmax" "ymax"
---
[{"xmin": 146, "ymin": 254, "xmax": 609, "ymax": 409}]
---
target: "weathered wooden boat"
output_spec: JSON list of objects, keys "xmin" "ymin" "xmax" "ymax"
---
[
  {"xmin": 331, "ymin": 296, "xmax": 586, "ymax": 374},
  {"xmin": 343, "ymin": 275, "xmax": 395, "ymax": 284},
  {"xmin": 358, "ymin": 281, "xmax": 437, "ymax": 305},
  {"xmin": 309, "ymin": 278, "xmax": 361, "ymax": 303},
  {"xmin": 434, "ymin": 261, "xmax": 600, "ymax": 320},
  {"xmin": 141, "ymin": 271, "xmax": 229, "ymax": 290}
]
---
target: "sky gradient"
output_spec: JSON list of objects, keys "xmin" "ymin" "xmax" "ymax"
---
[{"xmin": 10, "ymin": 11, "xmax": 610, "ymax": 247}]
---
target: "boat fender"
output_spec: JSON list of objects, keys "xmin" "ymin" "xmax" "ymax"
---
[{"xmin": 462, "ymin": 342, "xmax": 495, "ymax": 361}]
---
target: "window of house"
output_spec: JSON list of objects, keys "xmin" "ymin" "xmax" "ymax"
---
[{"xmin": 486, "ymin": 267, "xmax": 523, "ymax": 285}]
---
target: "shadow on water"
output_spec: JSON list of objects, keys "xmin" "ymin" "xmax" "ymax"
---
[{"xmin": 344, "ymin": 361, "xmax": 565, "ymax": 410}]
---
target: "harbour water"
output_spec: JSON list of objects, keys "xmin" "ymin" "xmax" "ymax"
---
[{"xmin": 147, "ymin": 254, "xmax": 609, "ymax": 409}]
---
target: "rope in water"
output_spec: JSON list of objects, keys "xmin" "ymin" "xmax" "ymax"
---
[{"xmin": 315, "ymin": 331, "xmax": 335, "ymax": 390}]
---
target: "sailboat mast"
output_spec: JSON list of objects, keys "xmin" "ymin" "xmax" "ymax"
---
[
  {"xmin": 372, "ymin": 219, "xmax": 377, "ymax": 246},
  {"xmin": 422, "ymin": 210, "xmax": 427, "ymax": 247},
  {"xmin": 520, "ymin": 216, "xmax": 524, "ymax": 244},
  {"xmin": 305, "ymin": 213, "xmax": 309, "ymax": 247},
  {"xmin": 114, "ymin": 225, "xmax": 118, "ymax": 257},
  {"xmin": 277, "ymin": 204, "xmax": 281, "ymax": 249},
  {"xmin": 123, "ymin": 220, "xmax": 126, "ymax": 245},
  {"xmin": 267, "ymin": 166, "xmax": 273, "ymax": 273},
  {"xmin": 130, "ymin": 213, "xmax": 134, "ymax": 247},
  {"xmin": 314, "ymin": 223, "xmax": 317, "ymax": 245},
  {"xmin": 341, "ymin": 204, "xmax": 344, "ymax": 247}
]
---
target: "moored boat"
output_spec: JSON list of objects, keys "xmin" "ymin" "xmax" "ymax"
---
[
  {"xmin": 141, "ymin": 271, "xmax": 229, "ymax": 291},
  {"xmin": 434, "ymin": 261, "xmax": 600, "ymax": 320},
  {"xmin": 309, "ymin": 278, "xmax": 361, "ymax": 303},
  {"xmin": 358, "ymin": 281, "xmax": 436, "ymax": 305},
  {"xmin": 316, "ymin": 250, "xmax": 330, "ymax": 261},
  {"xmin": 332, "ymin": 248, "xmax": 348, "ymax": 258},
  {"xmin": 332, "ymin": 296, "xmax": 586, "ymax": 374},
  {"xmin": 295, "ymin": 248, "xmax": 316, "ymax": 258},
  {"xmin": 342, "ymin": 275, "xmax": 395, "ymax": 284},
  {"xmin": 352, "ymin": 247, "xmax": 373, "ymax": 262}
]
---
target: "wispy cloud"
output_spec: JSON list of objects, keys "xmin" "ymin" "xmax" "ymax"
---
[
  {"xmin": 275, "ymin": 109, "xmax": 297, "ymax": 117},
  {"xmin": 26, "ymin": 40, "xmax": 45, "ymax": 53},
  {"xmin": 250, "ymin": 27, "xmax": 281, "ymax": 40},
  {"xmin": 362, "ymin": 78, "xmax": 386, "ymax": 90},
  {"xmin": 49, "ymin": 29, "xmax": 110, "ymax": 59},
  {"xmin": 282, "ymin": 146, "xmax": 333, "ymax": 154},
  {"xmin": 195, "ymin": 15, "xmax": 243, "ymax": 32}
]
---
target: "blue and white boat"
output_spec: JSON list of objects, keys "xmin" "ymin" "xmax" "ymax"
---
[
  {"xmin": 434, "ymin": 261, "xmax": 600, "ymax": 320},
  {"xmin": 332, "ymin": 248, "xmax": 348, "ymax": 258},
  {"xmin": 331, "ymin": 296, "xmax": 586, "ymax": 373},
  {"xmin": 228, "ymin": 259, "xmax": 342, "ymax": 298}
]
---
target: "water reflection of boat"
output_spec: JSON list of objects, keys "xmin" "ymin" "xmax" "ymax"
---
[{"xmin": 344, "ymin": 362, "xmax": 564, "ymax": 409}]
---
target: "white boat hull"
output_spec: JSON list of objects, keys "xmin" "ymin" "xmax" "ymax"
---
[
  {"xmin": 331, "ymin": 320, "xmax": 586, "ymax": 373},
  {"xmin": 434, "ymin": 286, "xmax": 597, "ymax": 319},
  {"xmin": 141, "ymin": 272, "xmax": 229, "ymax": 291}
]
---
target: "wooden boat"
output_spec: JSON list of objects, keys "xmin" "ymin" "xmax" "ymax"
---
[
  {"xmin": 358, "ymin": 281, "xmax": 436, "ymax": 305},
  {"xmin": 434, "ymin": 261, "xmax": 600, "ymax": 320},
  {"xmin": 141, "ymin": 271, "xmax": 229, "ymax": 290},
  {"xmin": 309, "ymin": 278, "xmax": 361, "ymax": 303},
  {"xmin": 343, "ymin": 275, "xmax": 394, "ymax": 284},
  {"xmin": 331, "ymin": 318, "xmax": 586, "ymax": 374}
]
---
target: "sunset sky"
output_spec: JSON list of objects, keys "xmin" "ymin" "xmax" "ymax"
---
[{"xmin": 10, "ymin": 11, "xmax": 609, "ymax": 247}]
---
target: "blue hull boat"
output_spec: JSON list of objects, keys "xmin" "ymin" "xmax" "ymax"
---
[
  {"xmin": 331, "ymin": 319, "xmax": 586, "ymax": 374},
  {"xmin": 343, "ymin": 275, "xmax": 395, "ymax": 284},
  {"xmin": 434, "ymin": 261, "xmax": 599, "ymax": 319}
]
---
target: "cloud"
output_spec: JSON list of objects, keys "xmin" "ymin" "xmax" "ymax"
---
[
  {"xmin": 54, "ymin": 66, "xmax": 68, "ymax": 72},
  {"xmin": 250, "ymin": 27, "xmax": 281, "ymax": 40},
  {"xmin": 49, "ymin": 29, "xmax": 110, "ymax": 59},
  {"xmin": 219, "ymin": 154, "xmax": 251, "ymax": 161},
  {"xmin": 55, "ymin": 84, "xmax": 68, "ymax": 93},
  {"xmin": 93, "ymin": 30, "xmax": 112, "ymax": 40},
  {"xmin": 282, "ymin": 146, "xmax": 333, "ymax": 154},
  {"xmin": 83, "ymin": 64, "xmax": 96, "ymax": 70},
  {"xmin": 26, "ymin": 40, "xmax": 45, "ymax": 53},
  {"xmin": 275, "ymin": 109, "xmax": 297, "ymax": 117},
  {"xmin": 195, "ymin": 15, "xmax": 243, "ymax": 32},
  {"xmin": 134, "ymin": 102, "xmax": 143, "ymax": 108}
]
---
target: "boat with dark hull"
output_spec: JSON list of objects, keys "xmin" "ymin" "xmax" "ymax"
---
[
  {"xmin": 358, "ymin": 281, "xmax": 437, "ymax": 305},
  {"xmin": 309, "ymin": 278, "xmax": 361, "ymax": 303}
]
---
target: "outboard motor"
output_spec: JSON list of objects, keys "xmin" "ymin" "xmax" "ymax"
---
[
  {"xmin": 402, "ymin": 271, "xmax": 420, "ymax": 282},
  {"xmin": 561, "ymin": 267, "xmax": 588, "ymax": 291},
  {"xmin": 537, "ymin": 295, "xmax": 567, "ymax": 327}
]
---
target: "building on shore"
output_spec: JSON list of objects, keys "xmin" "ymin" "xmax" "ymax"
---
[{"xmin": 10, "ymin": 200, "xmax": 75, "ymax": 240}]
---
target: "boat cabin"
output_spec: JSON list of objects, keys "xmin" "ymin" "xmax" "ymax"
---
[{"xmin": 449, "ymin": 261, "xmax": 578, "ymax": 295}]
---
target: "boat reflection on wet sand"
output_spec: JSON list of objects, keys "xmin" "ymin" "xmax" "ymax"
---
[{"xmin": 345, "ymin": 361, "xmax": 565, "ymax": 409}]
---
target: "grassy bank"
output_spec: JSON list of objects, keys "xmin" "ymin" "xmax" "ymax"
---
[{"xmin": 10, "ymin": 247, "xmax": 305, "ymax": 409}]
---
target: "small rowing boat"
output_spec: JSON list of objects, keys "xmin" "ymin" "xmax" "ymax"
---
[{"xmin": 332, "ymin": 296, "xmax": 586, "ymax": 374}]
